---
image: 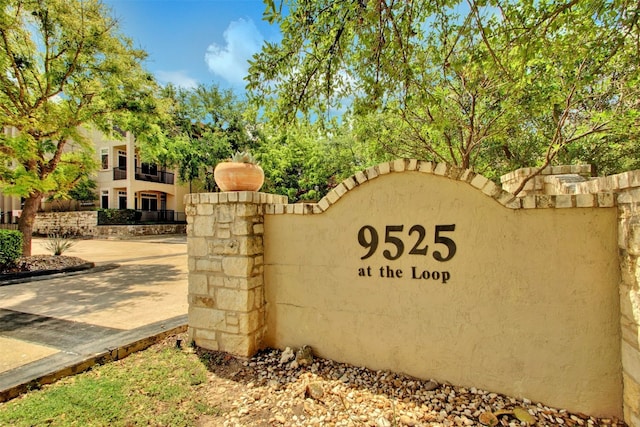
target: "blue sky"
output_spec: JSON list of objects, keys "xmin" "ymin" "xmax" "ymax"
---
[{"xmin": 102, "ymin": 0, "xmax": 280, "ymax": 92}]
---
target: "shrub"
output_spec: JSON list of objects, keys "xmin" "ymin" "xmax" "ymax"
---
[
  {"xmin": 97, "ymin": 209, "xmax": 138, "ymax": 225},
  {"xmin": 44, "ymin": 234, "xmax": 76, "ymax": 256},
  {"xmin": 0, "ymin": 230, "xmax": 23, "ymax": 268}
]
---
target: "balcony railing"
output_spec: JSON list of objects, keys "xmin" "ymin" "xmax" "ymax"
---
[
  {"xmin": 113, "ymin": 167, "xmax": 127, "ymax": 180},
  {"xmin": 98, "ymin": 209, "xmax": 186, "ymax": 225},
  {"xmin": 137, "ymin": 210, "xmax": 184, "ymax": 223},
  {"xmin": 135, "ymin": 168, "xmax": 175, "ymax": 185},
  {"xmin": 112, "ymin": 167, "xmax": 175, "ymax": 185}
]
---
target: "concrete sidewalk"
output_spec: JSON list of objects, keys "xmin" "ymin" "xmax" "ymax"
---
[{"xmin": 0, "ymin": 235, "xmax": 189, "ymax": 402}]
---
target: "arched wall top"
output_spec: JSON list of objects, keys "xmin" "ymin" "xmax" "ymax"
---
[{"xmin": 263, "ymin": 159, "xmax": 616, "ymax": 215}]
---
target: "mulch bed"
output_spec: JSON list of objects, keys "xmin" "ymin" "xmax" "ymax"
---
[{"xmin": 1, "ymin": 255, "xmax": 90, "ymax": 274}]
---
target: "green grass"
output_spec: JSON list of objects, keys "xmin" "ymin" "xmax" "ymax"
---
[{"xmin": 0, "ymin": 341, "xmax": 219, "ymax": 427}]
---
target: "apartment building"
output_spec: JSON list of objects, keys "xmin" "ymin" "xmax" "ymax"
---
[
  {"xmin": 1, "ymin": 126, "xmax": 23, "ymax": 224},
  {"xmin": 0, "ymin": 192, "xmax": 21, "ymax": 225},
  {"xmin": 0, "ymin": 126, "xmax": 189, "ymax": 224},
  {"xmin": 91, "ymin": 127, "xmax": 188, "ymax": 222}
]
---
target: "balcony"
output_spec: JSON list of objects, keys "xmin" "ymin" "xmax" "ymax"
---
[
  {"xmin": 135, "ymin": 167, "xmax": 175, "ymax": 185},
  {"xmin": 112, "ymin": 167, "xmax": 175, "ymax": 185},
  {"xmin": 113, "ymin": 167, "xmax": 127, "ymax": 180}
]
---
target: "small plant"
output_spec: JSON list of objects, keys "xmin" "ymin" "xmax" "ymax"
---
[
  {"xmin": 44, "ymin": 234, "xmax": 76, "ymax": 256},
  {"xmin": 0, "ymin": 229, "xmax": 23, "ymax": 268},
  {"xmin": 231, "ymin": 150, "xmax": 258, "ymax": 164},
  {"xmin": 214, "ymin": 150, "xmax": 264, "ymax": 191}
]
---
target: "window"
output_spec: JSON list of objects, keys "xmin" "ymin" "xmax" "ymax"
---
[
  {"xmin": 100, "ymin": 148, "xmax": 109, "ymax": 170},
  {"xmin": 118, "ymin": 150, "xmax": 127, "ymax": 170},
  {"xmin": 141, "ymin": 163, "xmax": 158, "ymax": 176},
  {"xmin": 140, "ymin": 193, "xmax": 158, "ymax": 211},
  {"xmin": 118, "ymin": 191, "xmax": 127, "ymax": 210},
  {"xmin": 101, "ymin": 190, "xmax": 109, "ymax": 209}
]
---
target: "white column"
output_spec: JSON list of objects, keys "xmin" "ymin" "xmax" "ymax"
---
[{"xmin": 126, "ymin": 132, "xmax": 136, "ymax": 210}]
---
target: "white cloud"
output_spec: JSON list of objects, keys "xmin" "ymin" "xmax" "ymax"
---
[
  {"xmin": 156, "ymin": 70, "xmax": 198, "ymax": 89},
  {"xmin": 204, "ymin": 18, "xmax": 264, "ymax": 86}
]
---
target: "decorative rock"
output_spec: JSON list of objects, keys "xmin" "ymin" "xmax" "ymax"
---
[
  {"xmin": 296, "ymin": 345, "xmax": 314, "ymax": 366},
  {"xmin": 424, "ymin": 380, "xmax": 439, "ymax": 391},
  {"xmin": 279, "ymin": 347, "xmax": 295, "ymax": 364},
  {"xmin": 399, "ymin": 414, "xmax": 418, "ymax": 425},
  {"xmin": 198, "ymin": 347, "xmax": 626, "ymax": 427},
  {"xmin": 305, "ymin": 382, "xmax": 324, "ymax": 400}
]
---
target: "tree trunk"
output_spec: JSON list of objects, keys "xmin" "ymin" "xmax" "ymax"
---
[{"xmin": 18, "ymin": 193, "xmax": 43, "ymax": 257}]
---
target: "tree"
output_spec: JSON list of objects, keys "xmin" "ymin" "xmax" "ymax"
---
[
  {"xmin": 0, "ymin": 0, "xmax": 161, "ymax": 255},
  {"xmin": 68, "ymin": 177, "xmax": 97, "ymax": 202},
  {"xmin": 46, "ymin": 175, "xmax": 97, "ymax": 211},
  {"xmin": 257, "ymin": 122, "xmax": 377, "ymax": 201},
  {"xmin": 248, "ymin": 0, "xmax": 640, "ymax": 188},
  {"xmin": 144, "ymin": 84, "xmax": 262, "ymax": 192}
]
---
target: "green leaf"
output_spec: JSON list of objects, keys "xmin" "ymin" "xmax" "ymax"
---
[
  {"xmin": 245, "ymin": 0, "xmax": 640, "ymax": 181},
  {"xmin": 513, "ymin": 407, "xmax": 536, "ymax": 424}
]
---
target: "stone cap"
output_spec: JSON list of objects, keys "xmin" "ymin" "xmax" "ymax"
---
[
  {"xmin": 185, "ymin": 192, "xmax": 288, "ymax": 205},
  {"xmin": 260, "ymin": 160, "xmax": 616, "ymax": 215},
  {"xmin": 500, "ymin": 165, "xmax": 593, "ymax": 184},
  {"xmin": 183, "ymin": 161, "xmax": 616, "ymax": 214}
]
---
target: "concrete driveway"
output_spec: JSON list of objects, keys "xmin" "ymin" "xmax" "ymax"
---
[{"xmin": 0, "ymin": 235, "xmax": 188, "ymax": 401}]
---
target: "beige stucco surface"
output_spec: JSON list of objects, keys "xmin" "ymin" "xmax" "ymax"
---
[{"xmin": 264, "ymin": 172, "xmax": 622, "ymax": 417}]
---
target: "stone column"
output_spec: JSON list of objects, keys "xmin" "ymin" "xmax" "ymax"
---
[
  {"xmin": 185, "ymin": 191, "xmax": 287, "ymax": 357},
  {"xmin": 126, "ymin": 132, "xmax": 136, "ymax": 210},
  {"xmin": 618, "ymin": 188, "xmax": 640, "ymax": 427}
]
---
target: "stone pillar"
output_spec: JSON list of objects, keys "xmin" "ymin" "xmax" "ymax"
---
[
  {"xmin": 185, "ymin": 191, "xmax": 287, "ymax": 357},
  {"xmin": 617, "ymin": 188, "xmax": 640, "ymax": 427}
]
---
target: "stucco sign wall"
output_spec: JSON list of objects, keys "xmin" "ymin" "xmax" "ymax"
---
[
  {"xmin": 262, "ymin": 163, "xmax": 621, "ymax": 418},
  {"xmin": 185, "ymin": 160, "xmax": 626, "ymax": 420}
]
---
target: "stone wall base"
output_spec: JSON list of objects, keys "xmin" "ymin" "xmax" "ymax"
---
[
  {"xmin": 33, "ymin": 211, "xmax": 98, "ymax": 236},
  {"xmin": 96, "ymin": 224, "xmax": 186, "ymax": 238},
  {"xmin": 33, "ymin": 211, "xmax": 186, "ymax": 238}
]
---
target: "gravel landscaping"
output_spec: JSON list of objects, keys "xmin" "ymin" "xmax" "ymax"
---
[{"xmin": 195, "ymin": 344, "xmax": 628, "ymax": 427}]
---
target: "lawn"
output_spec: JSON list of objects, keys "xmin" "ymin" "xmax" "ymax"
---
[{"xmin": 0, "ymin": 334, "xmax": 218, "ymax": 427}]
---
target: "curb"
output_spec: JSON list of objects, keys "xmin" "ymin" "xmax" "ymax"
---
[
  {"xmin": 0, "ymin": 315, "xmax": 187, "ymax": 403},
  {"xmin": 0, "ymin": 263, "xmax": 119, "ymax": 286}
]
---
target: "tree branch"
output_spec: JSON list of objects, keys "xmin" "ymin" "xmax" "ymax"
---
[{"xmin": 467, "ymin": 0, "xmax": 513, "ymax": 82}]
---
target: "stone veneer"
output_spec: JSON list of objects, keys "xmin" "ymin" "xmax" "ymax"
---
[
  {"xmin": 500, "ymin": 164, "xmax": 593, "ymax": 196},
  {"xmin": 184, "ymin": 191, "xmax": 287, "ymax": 357},
  {"xmin": 33, "ymin": 211, "xmax": 186, "ymax": 238},
  {"xmin": 615, "ymin": 190, "xmax": 640, "ymax": 427},
  {"xmin": 263, "ymin": 160, "xmax": 614, "ymax": 214},
  {"xmin": 33, "ymin": 211, "xmax": 98, "ymax": 236},
  {"xmin": 566, "ymin": 170, "xmax": 640, "ymax": 195},
  {"xmin": 95, "ymin": 224, "xmax": 186, "ymax": 238}
]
